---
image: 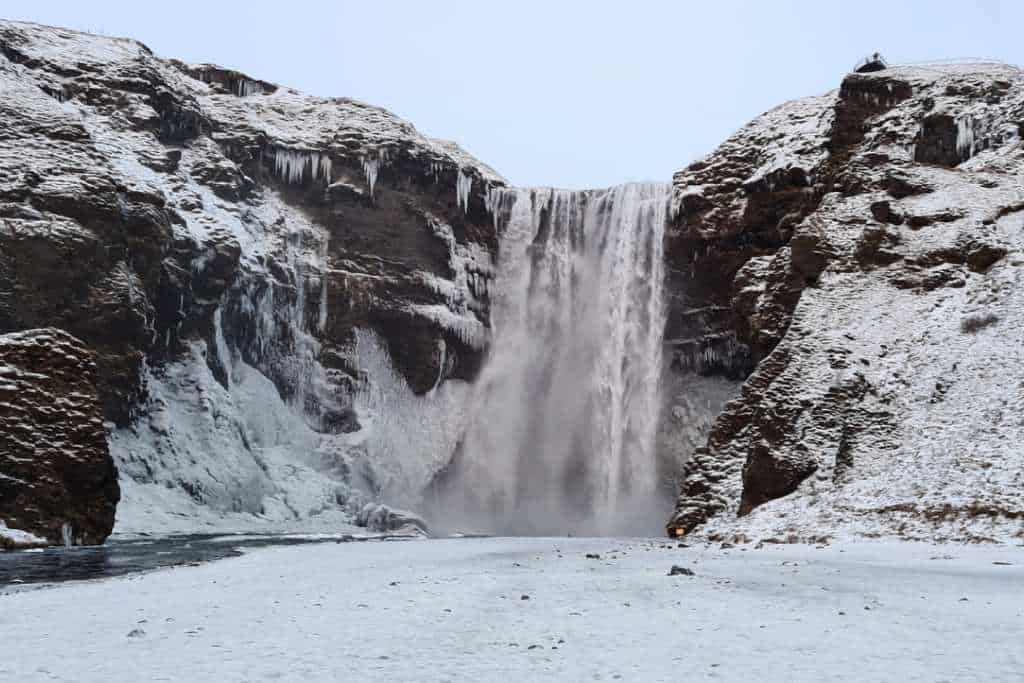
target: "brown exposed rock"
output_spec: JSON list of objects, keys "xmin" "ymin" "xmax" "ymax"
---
[
  {"xmin": 0, "ymin": 329, "xmax": 119, "ymax": 545},
  {"xmin": 665, "ymin": 94, "xmax": 835, "ymax": 380}
]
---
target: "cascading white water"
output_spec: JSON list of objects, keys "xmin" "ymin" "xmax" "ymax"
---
[{"xmin": 432, "ymin": 182, "xmax": 671, "ymax": 535}]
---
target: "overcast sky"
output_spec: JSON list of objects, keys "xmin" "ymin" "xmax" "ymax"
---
[{"xmin": 6, "ymin": 1, "xmax": 1024, "ymax": 188}]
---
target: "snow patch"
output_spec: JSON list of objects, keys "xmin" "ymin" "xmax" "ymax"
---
[{"xmin": 0, "ymin": 520, "xmax": 48, "ymax": 549}]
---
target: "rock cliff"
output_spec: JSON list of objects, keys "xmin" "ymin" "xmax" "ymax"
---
[
  {"xmin": 3, "ymin": 19, "xmax": 1023, "ymax": 545},
  {"xmin": 667, "ymin": 62, "xmax": 1024, "ymax": 543},
  {"xmin": 0, "ymin": 20, "xmax": 501, "ymax": 539}
]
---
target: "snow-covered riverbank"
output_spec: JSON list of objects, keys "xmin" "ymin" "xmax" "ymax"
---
[{"xmin": 2, "ymin": 537, "xmax": 1021, "ymax": 681}]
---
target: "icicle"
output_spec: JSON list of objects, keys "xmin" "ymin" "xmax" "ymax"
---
[
  {"xmin": 361, "ymin": 148, "xmax": 391, "ymax": 198},
  {"xmin": 255, "ymin": 284, "xmax": 276, "ymax": 354},
  {"xmin": 409, "ymin": 304, "xmax": 489, "ymax": 350},
  {"xmin": 956, "ymin": 116, "xmax": 976, "ymax": 161},
  {"xmin": 456, "ymin": 169, "xmax": 472, "ymax": 214},
  {"xmin": 61, "ymin": 522, "xmax": 73, "ymax": 548},
  {"xmin": 362, "ymin": 156, "xmax": 380, "ymax": 197},
  {"xmin": 318, "ymin": 281, "xmax": 329, "ymax": 332},
  {"xmin": 236, "ymin": 79, "xmax": 264, "ymax": 97},
  {"xmin": 273, "ymin": 148, "xmax": 332, "ymax": 185},
  {"xmin": 485, "ymin": 185, "xmax": 507, "ymax": 231},
  {"xmin": 212, "ymin": 306, "xmax": 233, "ymax": 382},
  {"xmin": 430, "ymin": 338, "xmax": 447, "ymax": 392}
]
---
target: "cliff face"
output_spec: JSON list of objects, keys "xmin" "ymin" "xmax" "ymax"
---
[
  {"xmin": 0, "ymin": 20, "xmax": 502, "ymax": 538},
  {"xmin": 4, "ymin": 20, "xmax": 1023, "ymax": 545},
  {"xmin": 0, "ymin": 329, "xmax": 118, "ymax": 545},
  {"xmin": 668, "ymin": 62, "xmax": 1024, "ymax": 543}
]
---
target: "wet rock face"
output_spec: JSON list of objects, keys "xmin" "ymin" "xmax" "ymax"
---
[
  {"xmin": 0, "ymin": 329, "xmax": 119, "ymax": 545},
  {"xmin": 669, "ymin": 63, "xmax": 1024, "ymax": 542}
]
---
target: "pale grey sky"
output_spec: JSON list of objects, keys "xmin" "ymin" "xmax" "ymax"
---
[{"xmin": 6, "ymin": 1, "xmax": 1024, "ymax": 188}]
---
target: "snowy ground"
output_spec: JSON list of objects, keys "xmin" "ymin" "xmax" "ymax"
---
[{"xmin": 1, "ymin": 537, "xmax": 1021, "ymax": 682}]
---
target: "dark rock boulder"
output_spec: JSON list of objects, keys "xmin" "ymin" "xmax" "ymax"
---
[{"xmin": 0, "ymin": 329, "xmax": 119, "ymax": 546}]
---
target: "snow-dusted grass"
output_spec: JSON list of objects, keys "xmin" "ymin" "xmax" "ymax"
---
[{"xmin": 2, "ymin": 537, "xmax": 1020, "ymax": 681}]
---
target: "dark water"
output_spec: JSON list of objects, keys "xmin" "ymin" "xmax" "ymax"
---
[{"xmin": 0, "ymin": 533, "xmax": 354, "ymax": 587}]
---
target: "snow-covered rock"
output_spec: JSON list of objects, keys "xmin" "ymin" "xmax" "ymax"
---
[
  {"xmin": 668, "ymin": 62, "xmax": 1024, "ymax": 543},
  {"xmin": 356, "ymin": 502, "xmax": 429, "ymax": 536},
  {"xmin": 0, "ymin": 19, "xmax": 504, "ymax": 534},
  {"xmin": 0, "ymin": 520, "xmax": 49, "ymax": 550}
]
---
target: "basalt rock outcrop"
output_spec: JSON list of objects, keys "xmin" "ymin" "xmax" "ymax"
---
[
  {"xmin": 668, "ymin": 62, "xmax": 1024, "ymax": 543},
  {"xmin": 0, "ymin": 329, "xmax": 119, "ymax": 545},
  {"xmin": 0, "ymin": 20, "xmax": 502, "ymax": 537}
]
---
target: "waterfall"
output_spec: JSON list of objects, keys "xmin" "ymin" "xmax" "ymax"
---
[{"xmin": 431, "ymin": 183, "xmax": 670, "ymax": 535}]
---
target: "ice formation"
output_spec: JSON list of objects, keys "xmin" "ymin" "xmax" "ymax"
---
[
  {"xmin": 237, "ymin": 198, "xmax": 337, "ymax": 431},
  {"xmin": 272, "ymin": 148, "xmax": 333, "ymax": 185},
  {"xmin": 456, "ymin": 169, "xmax": 472, "ymax": 213},
  {"xmin": 352, "ymin": 329, "xmax": 471, "ymax": 506},
  {"xmin": 409, "ymin": 304, "xmax": 489, "ymax": 350},
  {"xmin": 235, "ymin": 79, "xmax": 264, "ymax": 97},
  {"xmin": 956, "ymin": 115, "xmax": 976, "ymax": 160},
  {"xmin": 361, "ymin": 148, "xmax": 391, "ymax": 198},
  {"xmin": 412, "ymin": 215, "xmax": 494, "ymax": 348},
  {"xmin": 212, "ymin": 306, "xmax": 233, "ymax": 373},
  {"xmin": 433, "ymin": 183, "xmax": 671, "ymax": 535}
]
